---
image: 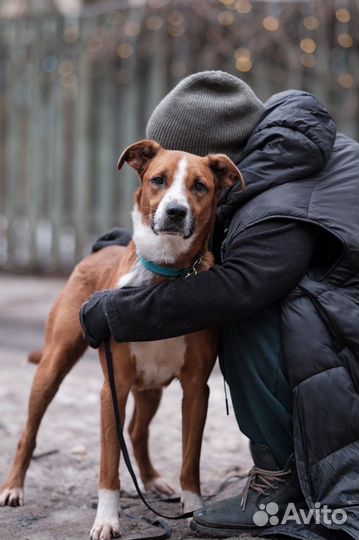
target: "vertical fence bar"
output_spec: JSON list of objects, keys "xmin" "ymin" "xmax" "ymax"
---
[
  {"xmin": 145, "ymin": 25, "xmax": 167, "ymax": 122},
  {"xmin": 117, "ymin": 76, "xmax": 141, "ymax": 226},
  {"xmin": 73, "ymin": 15, "xmax": 94, "ymax": 261},
  {"xmin": 26, "ymin": 16, "xmax": 44, "ymax": 269},
  {"xmin": 49, "ymin": 16, "xmax": 65, "ymax": 269},
  {"xmin": 5, "ymin": 18, "xmax": 22, "ymax": 268},
  {"xmin": 114, "ymin": 3, "xmax": 148, "ymax": 230},
  {"xmin": 96, "ymin": 21, "xmax": 116, "ymax": 237}
]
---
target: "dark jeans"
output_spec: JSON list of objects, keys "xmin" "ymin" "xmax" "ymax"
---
[{"xmin": 219, "ymin": 304, "xmax": 294, "ymax": 468}]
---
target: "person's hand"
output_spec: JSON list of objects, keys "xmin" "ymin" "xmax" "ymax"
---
[{"xmin": 79, "ymin": 290, "xmax": 112, "ymax": 348}]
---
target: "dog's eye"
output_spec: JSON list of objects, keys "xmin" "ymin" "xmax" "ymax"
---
[
  {"xmin": 151, "ymin": 176, "xmax": 166, "ymax": 186},
  {"xmin": 193, "ymin": 180, "xmax": 208, "ymax": 193}
]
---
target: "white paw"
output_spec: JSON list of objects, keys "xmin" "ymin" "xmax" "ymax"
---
[
  {"xmin": 90, "ymin": 489, "xmax": 121, "ymax": 540},
  {"xmin": 90, "ymin": 518, "xmax": 121, "ymax": 540},
  {"xmin": 0, "ymin": 486, "xmax": 24, "ymax": 507},
  {"xmin": 144, "ymin": 476, "xmax": 176, "ymax": 496},
  {"xmin": 181, "ymin": 490, "xmax": 203, "ymax": 513}
]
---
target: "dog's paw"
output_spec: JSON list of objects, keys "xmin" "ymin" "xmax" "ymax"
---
[
  {"xmin": 91, "ymin": 489, "xmax": 121, "ymax": 540},
  {"xmin": 90, "ymin": 518, "xmax": 121, "ymax": 540},
  {"xmin": 144, "ymin": 476, "xmax": 176, "ymax": 496},
  {"xmin": 181, "ymin": 491, "xmax": 203, "ymax": 514},
  {"xmin": 0, "ymin": 486, "xmax": 24, "ymax": 507}
]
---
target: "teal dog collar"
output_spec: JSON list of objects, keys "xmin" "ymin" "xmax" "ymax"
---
[{"xmin": 139, "ymin": 256, "xmax": 202, "ymax": 279}]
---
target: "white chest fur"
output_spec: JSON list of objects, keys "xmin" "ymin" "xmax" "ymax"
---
[
  {"xmin": 130, "ymin": 338, "xmax": 187, "ymax": 388},
  {"xmin": 117, "ymin": 250, "xmax": 187, "ymax": 389}
]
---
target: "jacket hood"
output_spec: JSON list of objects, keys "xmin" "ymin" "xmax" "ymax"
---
[{"xmin": 216, "ymin": 90, "xmax": 337, "ymax": 224}]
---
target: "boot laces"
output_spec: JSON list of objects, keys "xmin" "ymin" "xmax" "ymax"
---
[{"xmin": 240, "ymin": 465, "xmax": 292, "ymax": 510}]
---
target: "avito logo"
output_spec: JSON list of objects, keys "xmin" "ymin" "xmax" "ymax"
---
[{"xmin": 253, "ymin": 502, "xmax": 347, "ymax": 527}]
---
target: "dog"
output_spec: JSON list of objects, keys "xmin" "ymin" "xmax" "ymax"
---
[{"xmin": 0, "ymin": 140, "xmax": 244, "ymax": 540}]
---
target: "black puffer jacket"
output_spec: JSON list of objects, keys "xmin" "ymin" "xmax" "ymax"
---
[
  {"xmin": 102, "ymin": 91, "xmax": 359, "ymax": 539},
  {"xmin": 218, "ymin": 91, "xmax": 359, "ymax": 539}
]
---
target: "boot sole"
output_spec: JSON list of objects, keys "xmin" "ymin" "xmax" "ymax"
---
[{"xmin": 190, "ymin": 519, "xmax": 269, "ymax": 538}]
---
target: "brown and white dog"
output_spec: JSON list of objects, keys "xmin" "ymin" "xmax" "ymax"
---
[{"xmin": 0, "ymin": 140, "xmax": 244, "ymax": 540}]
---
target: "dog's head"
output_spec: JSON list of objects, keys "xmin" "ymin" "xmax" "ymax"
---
[{"xmin": 118, "ymin": 140, "xmax": 244, "ymax": 244}]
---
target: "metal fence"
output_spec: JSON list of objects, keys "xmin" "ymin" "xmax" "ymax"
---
[{"xmin": 0, "ymin": 0, "xmax": 358, "ymax": 273}]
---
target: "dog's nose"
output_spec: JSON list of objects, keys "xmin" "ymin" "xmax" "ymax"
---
[{"xmin": 166, "ymin": 203, "xmax": 188, "ymax": 221}]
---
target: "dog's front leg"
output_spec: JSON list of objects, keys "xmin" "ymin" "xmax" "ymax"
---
[
  {"xmin": 179, "ymin": 380, "xmax": 210, "ymax": 514},
  {"xmin": 90, "ymin": 381, "xmax": 129, "ymax": 540}
]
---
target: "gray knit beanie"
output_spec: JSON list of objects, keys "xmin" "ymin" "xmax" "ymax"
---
[{"xmin": 146, "ymin": 70, "xmax": 264, "ymax": 164}]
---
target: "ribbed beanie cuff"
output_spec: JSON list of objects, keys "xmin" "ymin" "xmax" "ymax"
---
[{"xmin": 146, "ymin": 70, "xmax": 264, "ymax": 164}]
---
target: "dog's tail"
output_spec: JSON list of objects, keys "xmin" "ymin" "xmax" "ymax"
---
[{"xmin": 28, "ymin": 349, "xmax": 43, "ymax": 364}]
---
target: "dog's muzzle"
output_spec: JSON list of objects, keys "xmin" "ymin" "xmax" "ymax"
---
[{"xmin": 152, "ymin": 203, "xmax": 195, "ymax": 239}]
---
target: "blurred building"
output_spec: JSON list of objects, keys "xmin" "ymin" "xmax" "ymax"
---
[{"xmin": 0, "ymin": 0, "xmax": 358, "ymax": 273}]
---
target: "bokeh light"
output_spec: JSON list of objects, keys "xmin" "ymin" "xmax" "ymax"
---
[
  {"xmin": 89, "ymin": 33, "xmax": 104, "ymax": 54},
  {"xmin": 337, "ymin": 33, "xmax": 353, "ymax": 48},
  {"xmin": 235, "ymin": 0, "xmax": 252, "ymax": 14},
  {"xmin": 218, "ymin": 11, "xmax": 235, "ymax": 25},
  {"xmin": 58, "ymin": 60, "xmax": 74, "ymax": 76},
  {"xmin": 338, "ymin": 73, "xmax": 354, "ymax": 88},
  {"xmin": 63, "ymin": 27, "xmax": 79, "ymax": 43},
  {"xmin": 116, "ymin": 43, "xmax": 134, "ymax": 59},
  {"xmin": 124, "ymin": 21, "xmax": 141, "ymax": 37},
  {"xmin": 300, "ymin": 38, "xmax": 316, "ymax": 53},
  {"xmin": 300, "ymin": 54, "xmax": 316, "ymax": 68},
  {"xmin": 146, "ymin": 15, "xmax": 163, "ymax": 31},
  {"xmin": 167, "ymin": 11, "xmax": 185, "ymax": 26},
  {"xmin": 263, "ymin": 16, "xmax": 279, "ymax": 32},
  {"xmin": 235, "ymin": 47, "xmax": 251, "ymax": 59},
  {"xmin": 235, "ymin": 49, "xmax": 252, "ymax": 72},
  {"xmin": 335, "ymin": 8, "xmax": 351, "ymax": 23},
  {"xmin": 303, "ymin": 16, "xmax": 320, "ymax": 30}
]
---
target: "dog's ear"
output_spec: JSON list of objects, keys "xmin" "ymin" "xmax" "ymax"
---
[
  {"xmin": 117, "ymin": 140, "xmax": 161, "ymax": 174},
  {"xmin": 207, "ymin": 154, "xmax": 245, "ymax": 190}
]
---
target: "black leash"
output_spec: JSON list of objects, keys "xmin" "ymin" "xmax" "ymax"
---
[
  {"xmin": 123, "ymin": 511, "xmax": 173, "ymax": 540},
  {"xmin": 103, "ymin": 339, "xmax": 194, "ymax": 521}
]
